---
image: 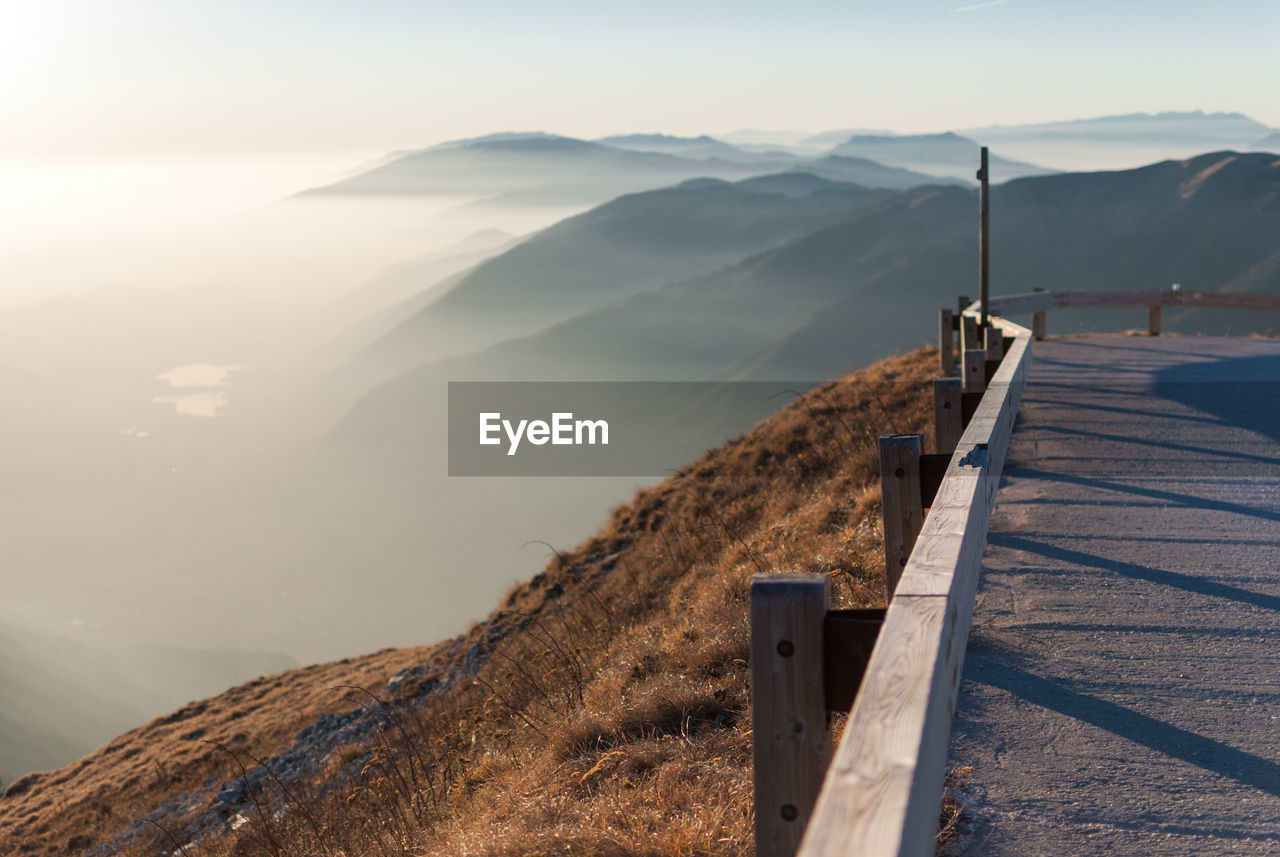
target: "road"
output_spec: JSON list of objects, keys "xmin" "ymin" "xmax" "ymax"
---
[{"xmin": 948, "ymin": 335, "xmax": 1280, "ymax": 855}]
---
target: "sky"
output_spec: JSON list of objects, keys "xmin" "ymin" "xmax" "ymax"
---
[{"xmin": 2, "ymin": 0, "xmax": 1278, "ymax": 159}]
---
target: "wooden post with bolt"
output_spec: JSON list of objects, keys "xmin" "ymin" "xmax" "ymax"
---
[
  {"xmin": 963, "ymin": 348, "xmax": 988, "ymax": 394},
  {"xmin": 984, "ymin": 324, "xmax": 1004, "ymax": 362},
  {"xmin": 933, "ymin": 378, "xmax": 964, "ymax": 456},
  {"xmin": 879, "ymin": 434, "xmax": 924, "ymax": 598},
  {"xmin": 1032, "ymin": 287, "xmax": 1047, "ymax": 340},
  {"xmin": 751, "ymin": 574, "xmax": 831, "ymax": 857},
  {"xmin": 939, "ymin": 308, "xmax": 956, "ymax": 375},
  {"xmin": 959, "ymin": 314, "xmax": 980, "ymax": 353}
]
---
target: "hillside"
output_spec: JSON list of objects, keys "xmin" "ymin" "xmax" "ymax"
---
[{"xmin": 0, "ymin": 347, "xmax": 940, "ymax": 856}]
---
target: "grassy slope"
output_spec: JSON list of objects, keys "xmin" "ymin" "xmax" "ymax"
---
[{"xmin": 0, "ymin": 347, "xmax": 938, "ymax": 857}]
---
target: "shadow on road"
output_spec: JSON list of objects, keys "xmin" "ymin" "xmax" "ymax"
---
[
  {"xmin": 1153, "ymin": 349, "xmax": 1280, "ymax": 446},
  {"xmin": 967, "ymin": 651, "xmax": 1280, "ymax": 802},
  {"xmin": 989, "ymin": 531, "xmax": 1280, "ymax": 611},
  {"xmin": 1004, "ymin": 468, "xmax": 1280, "ymax": 524}
]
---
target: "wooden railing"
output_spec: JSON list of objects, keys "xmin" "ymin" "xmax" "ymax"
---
[
  {"xmin": 750, "ymin": 286, "xmax": 1280, "ymax": 857},
  {"xmin": 751, "ymin": 298, "xmax": 1031, "ymax": 857},
  {"xmin": 987, "ymin": 287, "xmax": 1280, "ymax": 339}
]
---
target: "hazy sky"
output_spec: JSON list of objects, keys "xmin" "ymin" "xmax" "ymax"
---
[{"xmin": 2, "ymin": 0, "xmax": 1277, "ymax": 158}]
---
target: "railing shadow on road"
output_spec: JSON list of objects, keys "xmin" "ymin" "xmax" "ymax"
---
[
  {"xmin": 1014, "ymin": 621, "xmax": 1280, "ymax": 639},
  {"xmin": 1003, "ymin": 467, "xmax": 1280, "ymax": 524},
  {"xmin": 987, "ymin": 532, "xmax": 1280, "ymax": 612},
  {"xmin": 1015, "ymin": 423, "xmax": 1280, "ymax": 467},
  {"xmin": 1153, "ymin": 352, "xmax": 1280, "ymax": 446},
  {"xmin": 1015, "ymin": 395, "xmax": 1230, "ymax": 427},
  {"xmin": 963, "ymin": 650, "xmax": 1280, "ymax": 802}
]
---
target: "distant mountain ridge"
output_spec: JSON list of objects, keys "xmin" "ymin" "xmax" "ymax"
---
[
  {"xmin": 965, "ymin": 110, "xmax": 1269, "ymax": 142},
  {"xmin": 962, "ymin": 110, "xmax": 1273, "ymax": 170},
  {"xmin": 1253, "ymin": 131, "xmax": 1280, "ymax": 152},
  {"xmin": 828, "ymin": 132, "xmax": 1055, "ymax": 181},
  {"xmin": 594, "ymin": 133, "xmax": 769, "ymax": 161},
  {"xmin": 297, "ymin": 132, "xmax": 956, "ymax": 205}
]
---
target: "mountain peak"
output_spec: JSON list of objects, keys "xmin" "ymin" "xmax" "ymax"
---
[
  {"xmin": 430, "ymin": 132, "xmax": 593, "ymax": 151},
  {"xmin": 841, "ymin": 131, "xmax": 971, "ymax": 145}
]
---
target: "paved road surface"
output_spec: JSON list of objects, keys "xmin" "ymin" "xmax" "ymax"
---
[{"xmin": 948, "ymin": 335, "xmax": 1280, "ymax": 856}]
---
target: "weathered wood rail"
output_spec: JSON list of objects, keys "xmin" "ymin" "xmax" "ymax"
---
[
  {"xmin": 751, "ymin": 286, "xmax": 1280, "ymax": 857},
  {"xmin": 751, "ymin": 299, "xmax": 1031, "ymax": 857},
  {"xmin": 987, "ymin": 287, "xmax": 1280, "ymax": 338}
]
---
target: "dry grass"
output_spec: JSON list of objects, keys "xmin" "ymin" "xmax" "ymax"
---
[{"xmin": 0, "ymin": 347, "xmax": 940, "ymax": 857}]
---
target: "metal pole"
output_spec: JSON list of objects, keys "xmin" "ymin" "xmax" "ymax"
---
[{"xmin": 977, "ymin": 146, "xmax": 989, "ymax": 329}]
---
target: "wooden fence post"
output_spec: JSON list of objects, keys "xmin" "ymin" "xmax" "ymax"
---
[
  {"xmin": 939, "ymin": 308, "xmax": 956, "ymax": 375},
  {"xmin": 752, "ymin": 574, "xmax": 830, "ymax": 857},
  {"xmin": 933, "ymin": 378, "xmax": 963, "ymax": 456},
  {"xmin": 1148, "ymin": 305, "xmax": 1162, "ymax": 336},
  {"xmin": 963, "ymin": 348, "xmax": 988, "ymax": 394},
  {"xmin": 1031, "ymin": 287, "xmax": 1046, "ymax": 340},
  {"xmin": 957, "ymin": 294, "xmax": 971, "ymax": 315},
  {"xmin": 879, "ymin": 434, "xmax": 923, "ymax": 598},
  {"xmin": 959, "ymin": 314, "xmax": 980, "ymax": 353},
  {"xmin": 984, "ymin": 325, "xmax": 1004, "ymax": 361}
]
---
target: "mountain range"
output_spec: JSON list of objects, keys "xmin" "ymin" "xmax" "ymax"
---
[
  {"xmin": 1253, "ymin": 131, "xmax": 1280, "ymax": 151},
  {"xmin": 828, "ymin": 132, "xmax": 1053, "ymax": 181},
  {"xmin": 340, "ymin": 150, "xmax": 1280, "ymax": 469},
  {"xmin": 291, "ymin": 152, "xmax": 1280, "ymax": 670},
  {"xmin": 297, "ymin": 133, "xmax": 953, "ymax": 207},
  {"xmin": 963, "ymin": 110, "xmax": 1275, "ymax": 170},
  {"xmin": 348, "ymin": 173, "xmax": 897, "ymax": 381}
]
